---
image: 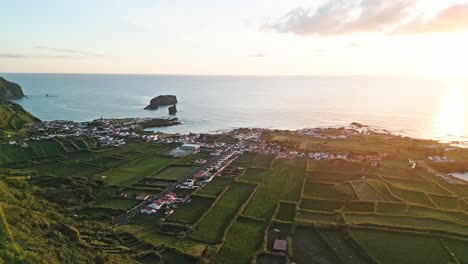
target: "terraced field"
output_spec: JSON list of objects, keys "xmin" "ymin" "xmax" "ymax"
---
[{"xmin": 4, "ymin": 132, "xmax": 468, "ymax": 264}]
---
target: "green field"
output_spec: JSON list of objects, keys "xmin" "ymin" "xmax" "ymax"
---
[
  {"xmin": 241, "ymin": 167, "xmax": 288, "ymax": 219},
  {"xmin": 95, "ymin": 198, "xmax": 139, "ymax": 209},
  {"xmin": 196, "ymin": 185, "xmax": 225, "ymax": 197},
  {"xmin": 211, "ymin": 218, "xmax": 265, "ymax": 264},
  {"xmin": 189, "ymin": 181, "xmax": 256, "ymax": 243},
  {"xmin": 168, "ymin": 196, "xmax": 215, "ymax": 224},
  {"xmin": 150, "ymin": 165, "xmax": 195, "ymax": 180},
  {"xmin": 2, "ymin": 130, "xmax": 468, "ymax": 263},
  {"xmin": 251, "ymin": 154, "xmax": 275, "ymax": 168},
  {"xmin": 97, "ymin": 155, "xmax": 175, "ymax": 186},
  {"xmin": 351, "ymin": 228, "xmax": 454, "ymax": 264},
  {"xmin": 292, "ymin": 226, "xmax": 341, "ymax": 264},
  {"xmin": 318, "ymin": 229, "xmax": 373, "ymax": 264},
  {"xmin": 276, "ymin": 202, "xmax": 296, "ymax": 222},
  {"xmin": 281, "ymin": 165, "xmax": 306, "ymax": 202}
]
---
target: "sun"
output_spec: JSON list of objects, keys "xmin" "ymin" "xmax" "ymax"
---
[{"xmin": 434, "ymin": 81, "xmax": 466, "ymax": 140}]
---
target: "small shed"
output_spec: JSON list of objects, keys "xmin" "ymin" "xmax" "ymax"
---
[{"xmin": 273, "ymin": 239, "xmax": 288, "ymax": 252}]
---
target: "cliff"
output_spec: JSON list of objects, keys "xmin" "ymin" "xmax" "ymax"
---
[
  {"xmin": 0, "ymin": 77, "xmax": 25, "ymax": 100},
  {"xmin": 144, "ymin": 95, "xmax": 178, "ymax": 110}
]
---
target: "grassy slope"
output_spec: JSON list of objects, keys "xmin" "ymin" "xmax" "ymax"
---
[
  {"xmin": 0, "ymin": 175, "xmax": 136, "ymax": 264},
  {"xmin": 0, "ymin": 101, "xmax": 39, "ymax": 131}
]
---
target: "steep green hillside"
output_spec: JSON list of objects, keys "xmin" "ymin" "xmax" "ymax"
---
[
  {"xmin": 0, "ymin": 171, "xmax": 154, "ymax": 264},
  {"xmin": 0, "ymin": 77, "xmax": 24, "ymax": 100},
  {"xmin": 0, "ymin": 101, "xmax": 39, "ymax": 131}
]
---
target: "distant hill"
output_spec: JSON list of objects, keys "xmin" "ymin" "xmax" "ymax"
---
[
  {"xmin": 0, "ymin": 100, "xmax": 39, "ymax": 130},
  {"xmin": 0, "ymin": 77, "xmax": 25, "ymax": 100}
]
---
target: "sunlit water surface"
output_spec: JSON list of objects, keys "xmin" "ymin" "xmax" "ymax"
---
[{"xmin": 3, "ymin": 73, "xmax": 467, "ymax": 145}]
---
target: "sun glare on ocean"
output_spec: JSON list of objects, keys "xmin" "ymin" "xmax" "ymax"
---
[{"xmin": 434, "ymin": 81, "xmax": 467, "ymax": 141}]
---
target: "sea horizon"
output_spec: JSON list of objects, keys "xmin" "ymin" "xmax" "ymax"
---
[{"xmin": 2, "ymin": 73, "xmax": 467, "ymax": 145}]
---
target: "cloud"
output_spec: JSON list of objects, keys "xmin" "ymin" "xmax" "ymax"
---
[
  {"xmin": 35, "ymin": 46, "xmax": 105, "ymax": 57},
  {"xmin": 0, "ymin": 53, "xmax": 90, "ymax": 59},
  {"xmin": 0, "ymin": 53, "xmax": 25, "ymax": 58},
  {"xmin": 0, "ymin": 47, "xmax": 106, "ymax": 59},
  {"xmin": 264, "ymin": 0, "xmax": 468, "ymax": 35},
  {"xmin": 248, "ymin": 53, "xmax": 267, "ymax": 58},
  {"xmin": 401, "ymin": 4, "xmax": 468, "ymax": 33}
]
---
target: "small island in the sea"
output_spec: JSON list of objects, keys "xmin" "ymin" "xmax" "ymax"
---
[{"xmin": 144, "ymin": 95, "xmax": 178, "ymax": 110}]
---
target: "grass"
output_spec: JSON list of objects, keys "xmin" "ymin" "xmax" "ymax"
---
[
  {"xmin": 65, "ymin": 150, "xmax": 96, "ymax": 161},
  {"xmin": 150, "ymin": 165, "xmax": 196, "ymax": 180},
  {"xmin": 251, "ymin": 154, "xmax": 275, "ymax": 168},
  {"xmin": 130, "ymin": 214, "xmax": 161, "ymax": 226},
  {"xmin": 292, "ymin": 226, "xmax": 341, "ymax": 264},
  {"xmin": 306, "ymin": 171, "xmax": 364, "ymax": 182},
  {"xmin": 376, "ymin": 202, "xmax": 468, "ymax": 223},
  {"xmin": 303, "ymin": 181, "xmax": 357, "ymax": 200},
  {"xmin": 136, "ymin": 229, "xmax": 206, "ymax": 257},
  {"xmin": 241, "ymin": 167, "xmax": 288, "ymax": 220},
  {"xmin": 189, "ymin": 181, "xmax": 256, "ymax": 243},
  {"xmin": 385, "ymin": 178, "xmax": 450, "ymax": 195},
  {"xmin": 95, "ymin": 198, "xmax": 139, "ymax": 209},
  {"xmin": 196, "ymin": 186, "xmax": 224, "ymax": 197},
  {"xmin": 281, "ymin": 165, "xmax": 306, "ymax": 202},
  {"xmin": 256, "ymin": 254, "xmax": 287, "ymax": 264},
  {"xmin": 300, "ymin": 197, "xmax": 344, "ymax": 212},
  {"xmin": 388, "ymin": 185, "xmax": 435, "ymax": 207},
  {"xmin": 97, "ymin": 155, "xmax": 175, "ymax": 186},
  {"xmin": 307, "ymin": 159, "xmax": 364, "ymax": 174},
  {"xmin": 296, "ymin": 210, "xmax": 338, "ymax": 223},
  {"xmin": 0, "ymin": 144, "xmax": 35, "ymax": 164},
  {"xmin": 276, "ymin": 202, "xmax": 296, "ymax": 222},
  {"xmin": 345, "ymin": 213, "xmax": 468, "ymax": 235},
  {"xmin": 351, "ymin": 228, "xmax": 453, "ymax": 264},
  {"xmin": 243, "ymin": 183, "xmax": 284, "ymax": 219},
  {"xmin": 35, "ymin": 139, "xmax": 67, "ymax": 156},
  {"xmin": 352, "ymin": 181, "xmax": 387, "ymax": 201},
  {"xmin": 429, "ymin": 194, "xmax": 466, "ymax": 211},
  {"xmin": 27, "ymin": 161, "xmax": 101, "ymax": 177},
  {"xmin": 318, "ymin": 229, "xmax": 372, "ymax": 264},
  {"xmin": 443, "ymin": 237, "xmax": 468, "ymax": 264},
  {"xmin": 211, "ymin": 218, "xmax": 265, "ymax": 264},
  {"xmin": 168, "ymin": 196, "xmax": 215, "ymax": 224}
]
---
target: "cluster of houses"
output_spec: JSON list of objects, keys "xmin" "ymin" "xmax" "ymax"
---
[
  {"xmin": 427, "ymin": 156, "xmax": 453, "ymax": 162},
  {"xmin": 309, "ymin": 152, "xmax": 348, "ymax": 160},
  {"xmin": 140, "ymin": 192, "xmax": 191, "ymax": 215},
  {"xmin": 21, "ymin": 118, "xmax": 162, "ymax": 147}
]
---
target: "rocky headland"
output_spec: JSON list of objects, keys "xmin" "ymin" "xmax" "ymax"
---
[{"xmin": 0, "ymin": 76, "xmax": 25, "ymax": 100}]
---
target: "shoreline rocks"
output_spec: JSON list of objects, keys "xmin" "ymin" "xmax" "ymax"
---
[
  {"xmin": 168, "ymin": 104, "xmax": 177, "ymax": 115},
  {"xmin": 144, "ymin": 95, "xmax": 178, "ymax": 110}
]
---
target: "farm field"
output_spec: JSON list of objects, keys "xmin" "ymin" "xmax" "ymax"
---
[
  {"xmin": 211, "ymin": 217, "xmax": 265, "ymax": 264},
  {"xmin": 149, "ymin": 165, "xmax": 196, "ymax": 180},
  {"xmin": 167, "ymin": 195, "xmax": 215, "ymax": 224},
  {"xmin": 189, "ymin": 180, "xmax": 256, "ymax": 243},
  {"xmin": 3, "ymin": 131, "xmax": 468, "ymax": 263},
  {"xmin": 95, "ymin": 198, "xmax": 139, "ymax": 209}
]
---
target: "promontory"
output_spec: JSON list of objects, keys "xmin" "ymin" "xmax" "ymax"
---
[
  {"xmin": 0, "ymin": 76, "xmax": 25, "ymax": 100},
  {"xmin": 144, "ymin": 95, "xmax": 178, "ymax": 110}
]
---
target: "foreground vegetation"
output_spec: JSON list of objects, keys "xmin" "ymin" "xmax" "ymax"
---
[{"xmin": 1, "ymin": 127, "xmax": 468, "ymax": 263}]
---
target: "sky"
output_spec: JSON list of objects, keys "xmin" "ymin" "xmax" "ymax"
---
[{"xmin": 1, "ymin": 0, "xmax": 468, "ymax": 76}]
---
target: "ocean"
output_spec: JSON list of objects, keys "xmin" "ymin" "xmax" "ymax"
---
[{"xmin": 2, "ymin": 73, "xmax": 467, "ymax": 144}]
